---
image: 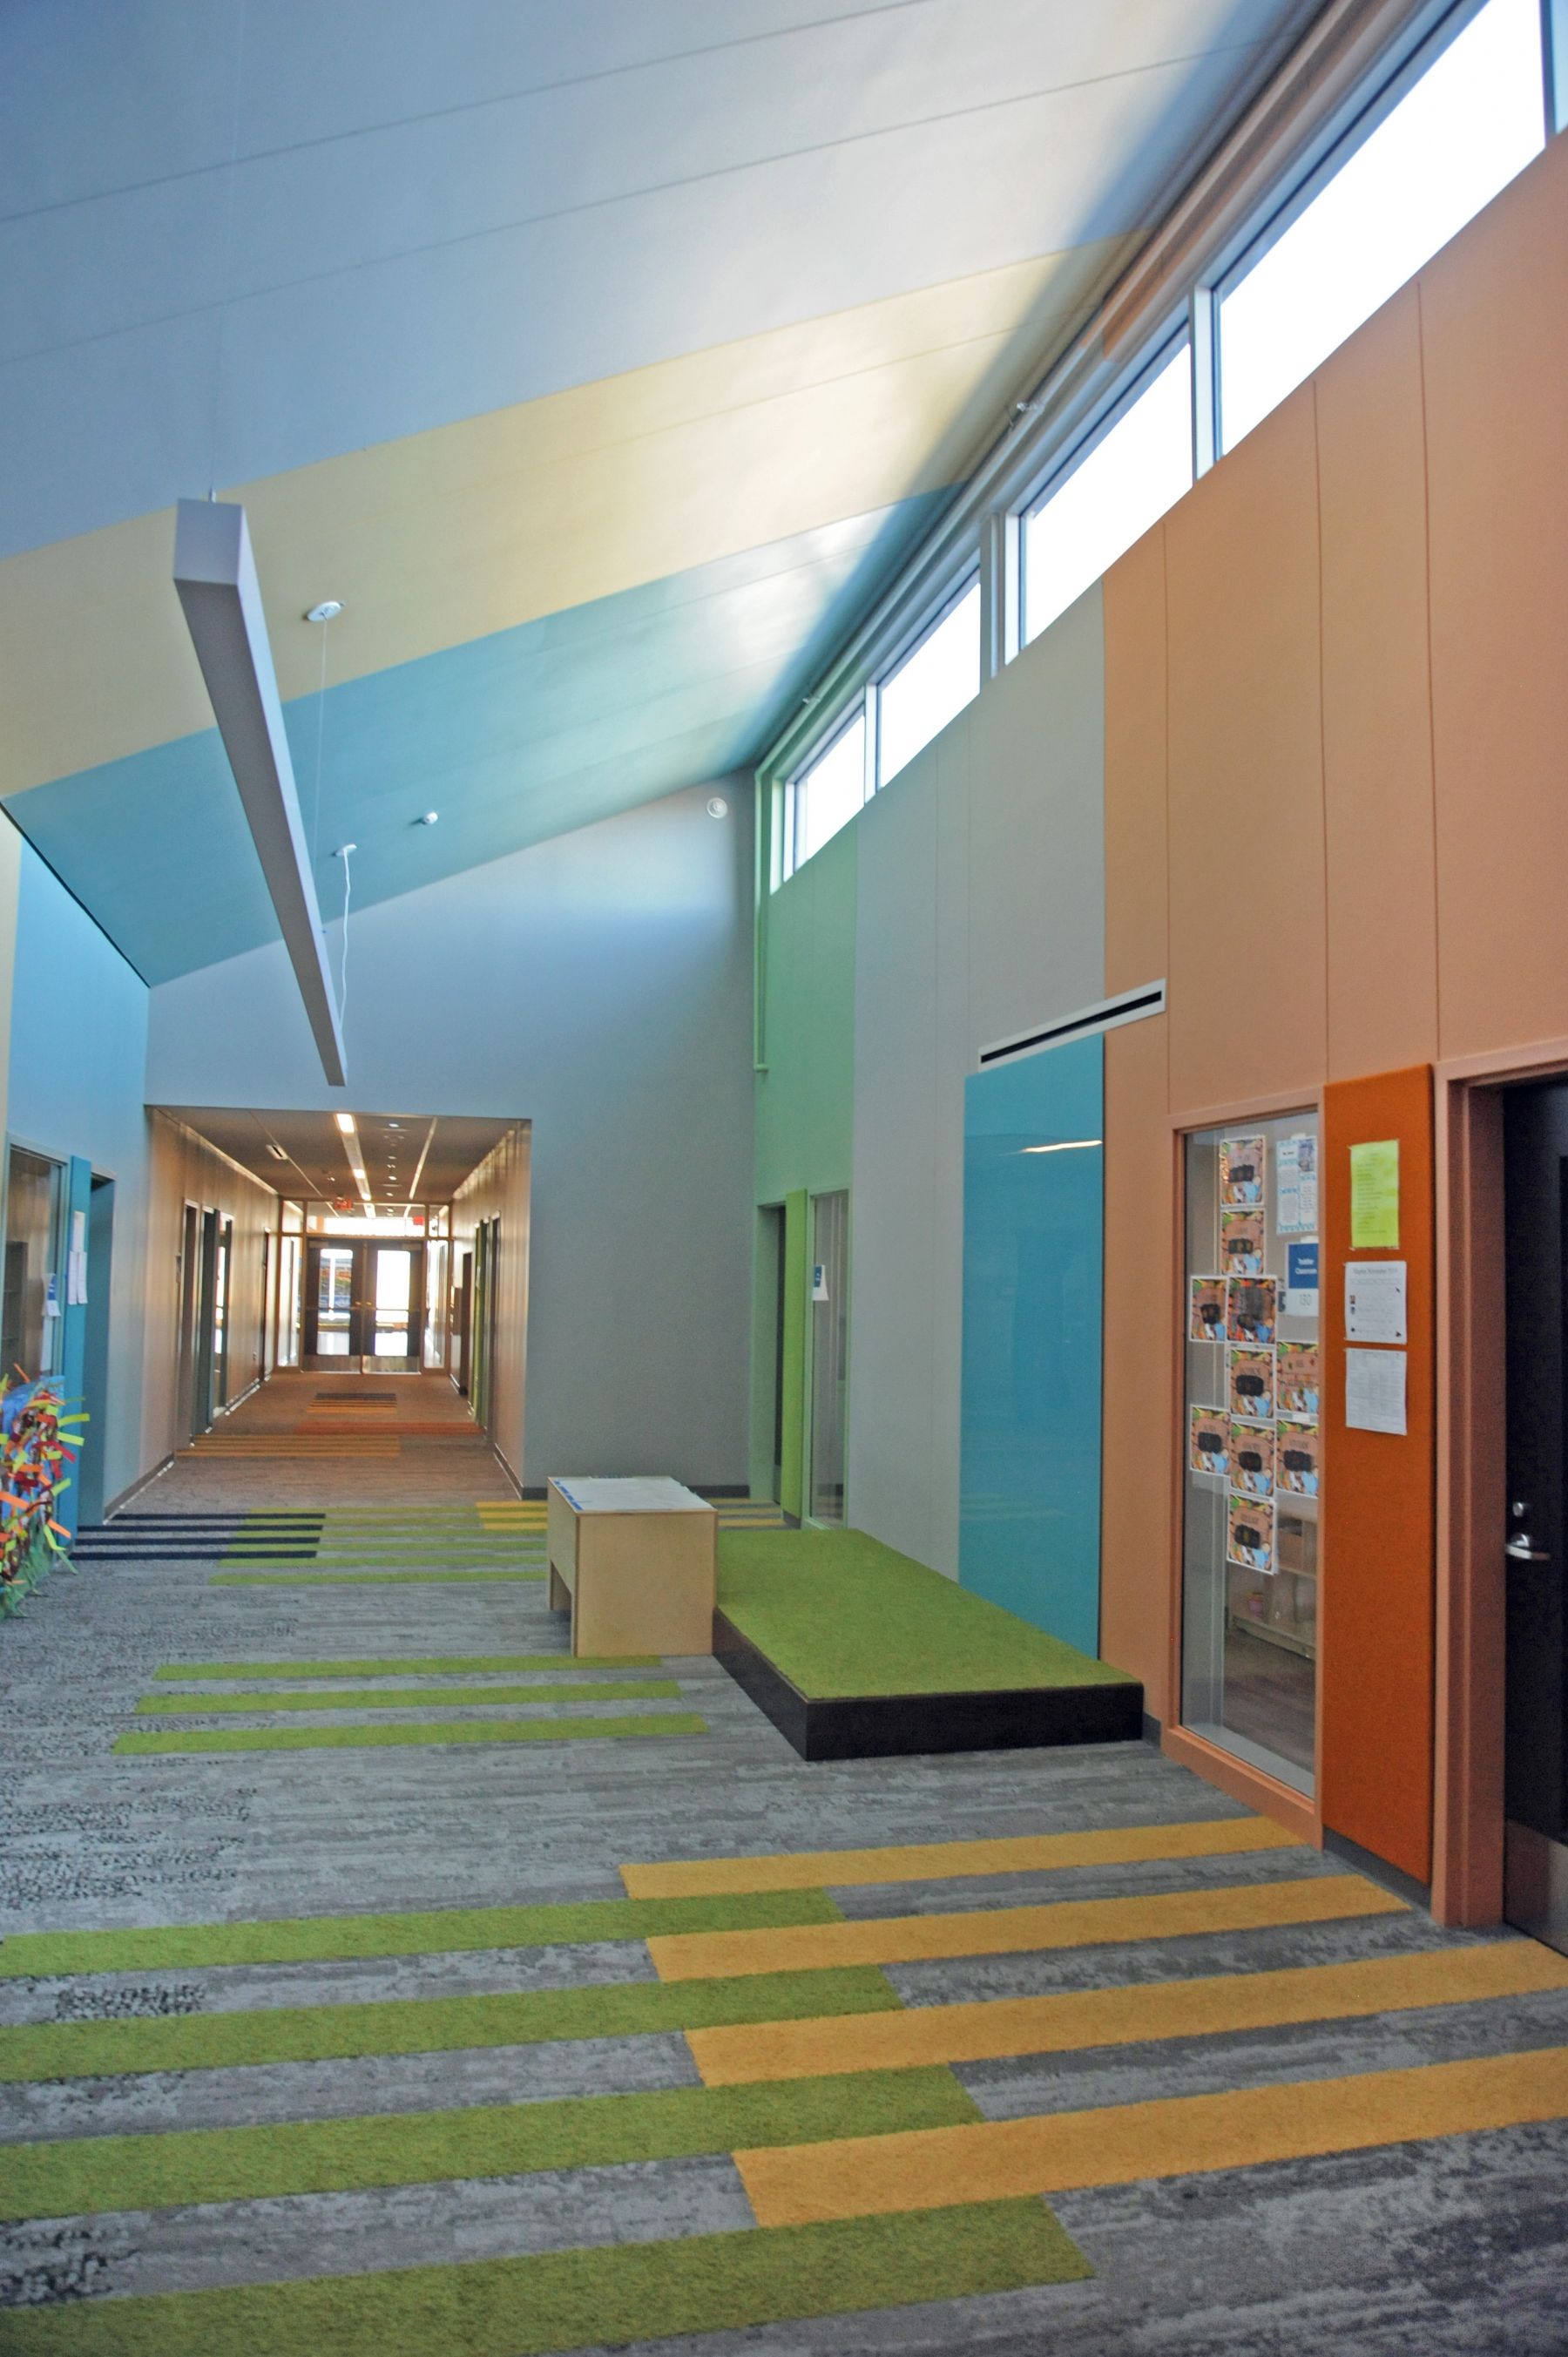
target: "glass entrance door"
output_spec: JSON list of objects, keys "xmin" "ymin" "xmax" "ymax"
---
[{"xmin": 303, "ymin": 1240, "xmax": 422, "ymax": 1367}]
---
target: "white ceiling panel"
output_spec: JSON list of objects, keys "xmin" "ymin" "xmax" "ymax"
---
[{"xmin": 0, "ymin": 3, "xmax": 1312, "ymax": 557}]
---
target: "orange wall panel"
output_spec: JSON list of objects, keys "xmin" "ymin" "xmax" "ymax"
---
[
  {"xmin": 1423, "ymin": 137, "xmax": 1568, "ymax": 1060},
  {"xmin": 1164, "ymin": 389, "xmax": 1328, "ymax": 1113},
  {"xmin": 1320, "ymin": 1066, "xmax": 1436, "ymax": 1882},
  {"xmin": 1099, "ymin": 1011, "xmax": 1175, "ymax": 1713},
  {"xmin": 1315, "ymin": 288, "xmax": 1439, "ymax": 1080},
  {"xmin": 1103, "ymin": 525, "xmax": 1169, "ymax": 996}
]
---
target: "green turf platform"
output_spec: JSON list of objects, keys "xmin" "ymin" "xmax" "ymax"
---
[{"xmin": 713, "ymin": 1528, "xmax": 1142, "ymax": 1759}]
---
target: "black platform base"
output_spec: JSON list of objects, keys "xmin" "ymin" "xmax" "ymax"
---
[{"xmin": 713, "ymin": 1609, "xmax": 1145, "ymax": 1761}]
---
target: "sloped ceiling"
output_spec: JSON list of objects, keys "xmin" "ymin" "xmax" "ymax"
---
[{"xmin": 0, "ymin": 0, "xmax": 1316, "ymax": 979}]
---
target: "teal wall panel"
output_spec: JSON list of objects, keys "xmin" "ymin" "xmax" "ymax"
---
[
  {"xmin": 4, "ymin": 496, "xmax": 941, "ymax": 983},
  {"xmin": 6, "ymin": 841, "xmax": 151, "ymax": 1516},
  {"xmin": 959, "ymin": 1033, "xmax": 1103, "ymax": 1655}
]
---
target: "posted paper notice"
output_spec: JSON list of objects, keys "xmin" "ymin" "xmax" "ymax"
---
[
  {"xmin": 1346, "ymin": 1346, "xmax": 1406, "ymax": 1434},
  {"xmin": 1277, "ymin": 1134, "xmax": 1318, "ymax": 1234},
  {"xmin": 1345, "ymin": 1261, "xmax": 1407, "ymax": 1344},
  {"xmin": 1350, "ymin": 1139, "xmax": 1400, "ymax": 1249}
]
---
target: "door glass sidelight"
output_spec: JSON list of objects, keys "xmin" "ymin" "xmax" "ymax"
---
[
  {"xmin": 2, "ymin": 1147, "xmax": 64, "ymax": 1379},
  {"xmin": 1180, "ymin": 1111, "xmax": 1321, "ymax": 1796},
  {"xmin": 213, "ymin": 1217, "xmax": 233, "ymax": 1405},
  {"xmin": 808, "ymin": 1191, "xmax": 848, "ymax": 1525},
  {"xmin": 1502, "ymin": 1080, "xmax": 1568, "ymax": 1955}
]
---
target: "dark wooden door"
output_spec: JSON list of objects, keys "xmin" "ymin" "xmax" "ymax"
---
[{"xmin": 1503, "ymin": 1078, "xmax": 1568, "ymax": 1953}]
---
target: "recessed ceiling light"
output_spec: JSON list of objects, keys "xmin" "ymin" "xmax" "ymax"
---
[
  {"xmin": 335, "ymin": 1113, "xmax": 356, "ymax": 1134},
  {"xmin": 306, "ymin": 600, "xmax": 343, "ymax": 624}
]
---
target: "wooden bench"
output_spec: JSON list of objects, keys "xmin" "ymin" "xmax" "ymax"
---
[{"xmin": 545, "ymin": 1476, "xmax": 717, "ymax": 1656}]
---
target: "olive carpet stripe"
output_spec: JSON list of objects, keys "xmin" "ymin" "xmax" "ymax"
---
[
  {"xmin": 113, "ymin": 1713, "xmax": 707, "ymax": 1756},
  {"xmin": 646, "ymin": 1873, "xmax": 1406, "ymax": 1981},
  {"xmin": 736, "ymin": 2043, "xmax": 1568, "ymax": 2226},
  {"xmin": 687, "ymin": 1937, "xmax": 1568, "ymax": 2084},
  {"xmin": 621, "ymin": 1814, "xmax": 1299, "ymax": 1898},
  {"xmin": 0, "ymin": 2066, "xmax": 977, "ymax": 2222},
  {"xmin": 0, "ymin": 2198, "xmax": 1086, "ymax": 2357},
  {"xmin": 152, "ymin": 1654, "xmax": 658, "ymax": 1678},
  {"xmin": 0, "ymin": 1888, "xmax": 842, "ymax": 1979},
  {"xmin": 0, "ymin": 1966, "xmax": 902, "ymax": 2083},
  {"xmin": 210, "ymin": 1570, "xmax": 546, "ymax": 1585},
  {"xmin": 135, "ymin": 1680, "xmax": 684, "ymax": 1714}
]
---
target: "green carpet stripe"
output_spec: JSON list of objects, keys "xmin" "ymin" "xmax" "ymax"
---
[
  {"xmin": 135, "ymin": 1680, "xmax": 682, "ymax": 1714},
  {"xmin": 210, "ymin": 1571, "xmax": 546, "ymax": 1585},
  {"xmin": 0, "ymin": 2198, "xmax": 1085, "ymax": 2354},
  {"xmin": 152, "ymin": 1655, "xmax": 659, "ymax": 1678},
  {"xmin": 0, "ymin": 2068, "xmax": 977, "ymax": 2220},
  {"xmin": 0, "ymin": 1966, "xmax": 901, "ymax": 2081},
  {"xmin": 112, "ymin": 1713, "xmax": 706, "ymax": 1755},
  {"xmin": 0, "ymin": 1889, "xmax": 841, "ymax": 1978}
]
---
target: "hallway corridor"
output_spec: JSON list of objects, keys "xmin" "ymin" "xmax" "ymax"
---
[{"xmin": 3, "ymin": 1403, "xmax": 1568, "ymax": 2352}]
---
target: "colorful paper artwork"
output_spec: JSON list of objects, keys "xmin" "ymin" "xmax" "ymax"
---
[
  {"xmin": 1220, "ymin": 1136, "xmax": 1267, "ymax": 1207},
  {"xmin": 1226, "ymin": 1274, "xmax": 1277, "ymax": 1346},
  {"xmin": 0, "ymin": 1377, "xmax": 86, "ymax": 1617},
  {"xmin": 1277, "ymin": 1341, "xmax": 1320, "ymax": 1419},
  {"xmin": 1221, "ymin": 1209, "xmax": 1265, "ymax": 1275},
  {"xmin": 1228, "ymin": 1345, "xmax": 1275, "ymax": 1422},
  {"xmin": 1189, "ymin": 1404, "xmax": 1228, "ymax": 1478},
  {"xmin": 1227, "ymin": 1418, "xmax": 1275, "ymax": 1499},
  {"xmin": 1189, "ymin": 1277, "xmax": 1227, "ymax": 1344},
  {"xmin": 1227, "ymin": 1493, "xmax": 1274, "ymax": 1574},
  {"xmin": 1277, "ymin": 1419, "xmax": 1321, "ymax": 1496}
]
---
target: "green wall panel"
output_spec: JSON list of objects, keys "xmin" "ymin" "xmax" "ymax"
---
[
  {"xmin": 754, "ymin": 826, "xmax": 856, "ymax": 1204},
  {"xmin": 752, "ymin": 822, "xmax": 857, "ymax": 1509}
]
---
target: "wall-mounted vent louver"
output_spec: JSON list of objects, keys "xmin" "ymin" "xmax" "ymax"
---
[{"xmin": 978, "ymin": 979, "xmax": 1166, "ymax": 1069}]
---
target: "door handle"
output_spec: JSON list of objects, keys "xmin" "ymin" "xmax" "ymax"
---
[{"xmin": 1504, "ymin": 1534, "xmax": 1551, "ymax": 1563}]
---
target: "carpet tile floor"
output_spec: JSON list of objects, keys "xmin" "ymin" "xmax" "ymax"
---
[{"xmin": 3, "ymin": 1377, "xmax": 1567, "ymax": 2349}]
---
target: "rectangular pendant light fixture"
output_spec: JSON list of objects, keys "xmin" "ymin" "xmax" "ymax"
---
[{"xmin": 173, "ymin": 498, "xmax": 348, "ymax": 1086}]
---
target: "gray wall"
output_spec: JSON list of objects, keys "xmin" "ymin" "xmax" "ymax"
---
[
  {"xmin": 146, "ymin": 782, "xmax": 754, "ymax": 1490},
  {"xmin": 848, "ymin": 585, "xmax": 1105, "ymax": 1572}
]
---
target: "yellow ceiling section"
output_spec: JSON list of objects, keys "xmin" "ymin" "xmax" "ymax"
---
[{"xmin": 0, "ymin": 240, "xmax": 1127, "ymax": 796}]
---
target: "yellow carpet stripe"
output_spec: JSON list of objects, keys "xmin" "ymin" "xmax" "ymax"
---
[
  {"xmin": 621, "ymin": 1815, "xmax": 1298, "ymax": 1899},
  {"xmin": 735, "ymin": 2044, "xmax": 1568, "ymax": 2226},
  {"xmin": 647, "ymin": 1875, "xmax": 1403, "ymax": 1982},
  {"xmin": 688, "ymin": 1938, "xmax": 1568, "ymax": 2085}
]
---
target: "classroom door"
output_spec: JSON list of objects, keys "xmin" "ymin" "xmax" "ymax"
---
[
  {"xmin": 1503, "ymin": 1078, "xmax": 1568, "ymax": 1955},
  {"xmin": 808, "ymin": 1190, "xmax": 848, "ymax": 1525}
]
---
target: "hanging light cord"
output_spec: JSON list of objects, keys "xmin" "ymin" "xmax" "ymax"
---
[
  {"xmin": 338, "ymin": 843, "xmax": 354, "ymax": 1034},
  {"xmin": 311, "ymin": 611, "xmax": 330, "ymax": 870}
]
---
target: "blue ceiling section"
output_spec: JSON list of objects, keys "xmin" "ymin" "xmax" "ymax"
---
[{"xmin": 3, "ymin": 491, "xmax": 943, "ymax": 981}]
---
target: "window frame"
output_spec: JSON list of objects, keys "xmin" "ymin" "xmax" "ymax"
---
[
  {"xmin": 872, "ymin": 566, "xmax": 982, "ymax": 791},
  {"xmin": 1210, "ymin": 0, "xmax": 1541, "ymax": 453},
  {"xmin": 781, "ymin": 694, "xmax": 870, "ymax": 884},
  {"xmin": 1016, "ymin": 328, "xmax": 1192, "ymax": 649}
]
